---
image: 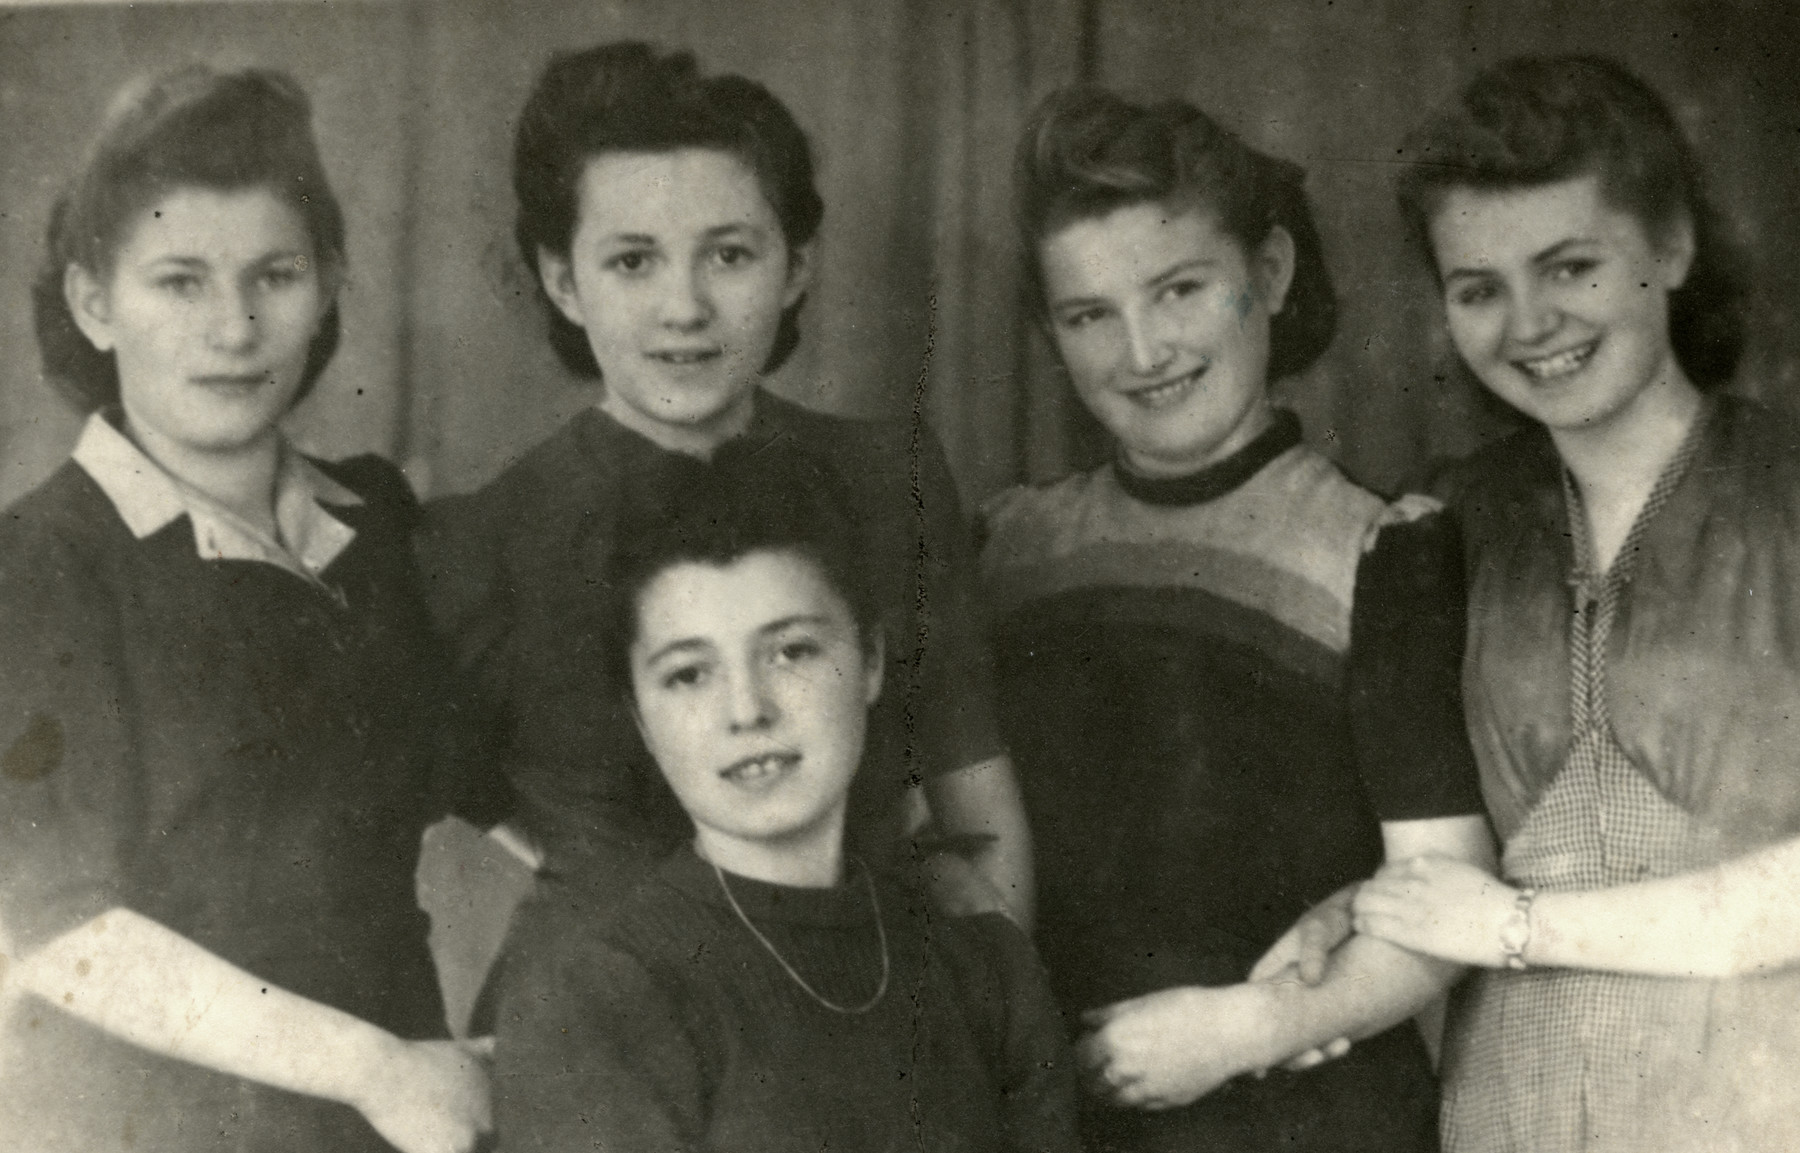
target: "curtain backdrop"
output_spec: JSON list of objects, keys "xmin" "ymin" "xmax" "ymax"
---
[{"xmin": 3, "ymin": 0, "xmax": 1798, "ymax": 512}]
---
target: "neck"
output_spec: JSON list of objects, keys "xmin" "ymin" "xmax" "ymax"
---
[
  {"xmin": 599, "ymin": 387, "xmax": 758, "ymax": 460},
  {"xmin": 694, "ymin": 811, "xmax": 846, "ymax": 889},
  {"xmin": 124, "ymin": 416, "xmax": 282, "ymax": 535},
  {"xmin": 1550, "ymin": 362, "xmax": 1703, "ymax": 514},
  {"xmin": 1122, "ymin": 394, "xmax": 1274, "ymax": 479}
]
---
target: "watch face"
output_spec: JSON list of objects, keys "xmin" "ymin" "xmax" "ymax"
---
[{"xmin": 1499, "ymin": 911, "xmax": 1530, "ymax": 955}]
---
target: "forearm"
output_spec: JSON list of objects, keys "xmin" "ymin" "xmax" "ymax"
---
[
  {"xmin": 1254, "ymin": 935, "xmax": 1462, "ymax": 1064},
  {"xmin": 924, "ymin": 754, "xmax": 1036, "ymax": 931},
  {"xmin": 1528, "ymin": 838, "xmax": 1800, "ymax": 977},
  {"xmin": 12, "ymin": 907, "xmax": 400, "ymax": 1107}
]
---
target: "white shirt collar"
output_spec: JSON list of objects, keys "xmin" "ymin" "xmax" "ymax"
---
[{"xmin": 71, "ymin": 411, "xmax": 364, "ymax": 582}]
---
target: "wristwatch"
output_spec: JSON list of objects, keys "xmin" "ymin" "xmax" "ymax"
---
[{"xmin": 1498, "ymin": 886, "xmax": 1537, "ymax": 970}]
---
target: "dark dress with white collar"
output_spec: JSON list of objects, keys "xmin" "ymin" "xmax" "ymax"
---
[{"xmin": 0, "ymin": 440, "xmax": 512, "ymax": 1152}]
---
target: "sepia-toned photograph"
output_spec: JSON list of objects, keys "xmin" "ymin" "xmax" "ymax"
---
[{"xmin": 2, "ymin": 1, "xmax": 1798, "ymax": 1149}]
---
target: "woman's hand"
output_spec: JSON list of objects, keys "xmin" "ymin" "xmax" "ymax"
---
[
  {"xmin": 1076, "ymin": 984, "xmax": 1278, "ymax": 1110},
  {"xmin": 1353, "ymin": 855, "xmax": 1518, "ymax": 968},
  {"xmin": 354, "ymin": 1036, "xmax": 495, "ymax": 1153},
  {"xmin": 1248, "ymin": 882, "xmax": 1359, "ymax": 986}
]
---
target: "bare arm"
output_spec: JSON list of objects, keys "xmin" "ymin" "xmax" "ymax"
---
[
  {"xmin": 1357, "ymin": 830, "xmax": 1800, "ymax": 978},
  {"xmin": 1082, "ymin": 815, "xmax": 1492, "ymax": 1109},
  {"xmin": 10, "ymin": 907, "xmax": 492, "ymax": 1153},
  {"xmin": 921, "ymin": 754, "xmax": 1037, "ymax": 932}
]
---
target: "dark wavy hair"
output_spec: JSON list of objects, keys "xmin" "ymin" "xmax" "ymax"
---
[
  {"xmin": 604, "ymin": 440, "xmax": 875, "ymax": 699},
  {"xmin": 1396, "ymin": 54, "xmax": 1748, "ymax": 391},
  {"xmin": 513, "ymin": 41, "xmax": 825, "ymax": 379},
  {"xmin": 1014, "ymin": 86, "xmax": 1338, "ymax": 382},
  {"xmin": 33, "ymin": 66, "xmax": 346, "ymax": 413}
]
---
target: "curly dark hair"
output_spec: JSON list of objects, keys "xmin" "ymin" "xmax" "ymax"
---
[
  {"xmin": 33, "ymin": 65, "xmax": 346, "ymax": 413},
  {"xmin": 1396, "ymin": 54, "xmax": 1748, "ymax": 391},
  {"xmin": 512, "ymin": 41, "xmax": 824, "ymax": 379},
  {"xmin": 1014, "ymin": 86, "xmax": 1338, "ymax": 383},
  {"xmin": 603, "ymin": 440, "xmax": 875, "ymax": 698}
]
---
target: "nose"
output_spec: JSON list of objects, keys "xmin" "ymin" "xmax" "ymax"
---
[
  {"xmin": 724, "ymin": 661, "xmax": 775, "ymax": 733},
  {"xmin": 207, "ymin": 284, "xmax": 260, "ymax": 354},
  {"xmin": 1505, "ymin": 284, "xmax": 1561, "ymax": 347},
  {"xmin": 1122, "ymin": 305, "xmax": 1173, "ymax": 377},
  {"xmin": 659, "ymin": 260, "xmax": 715, "ymax": 332}
]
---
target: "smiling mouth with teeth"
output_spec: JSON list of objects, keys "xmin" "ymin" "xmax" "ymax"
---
[
  {"xmin": 1127, "ymin": 363, "xmax": 1208, "ymax": 408},
  {"xmin": 1515, "ymin": 339, "xmax": 1599, "ymax": 381},
  {"xmin": 720, "ymin": 752, "xmax": 799, "ymax": 785}
]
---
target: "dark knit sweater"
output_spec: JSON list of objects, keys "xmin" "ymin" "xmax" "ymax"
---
[{"xmin": 492, "ymin": 848, "xmax": 1080, "ymax": 1152}]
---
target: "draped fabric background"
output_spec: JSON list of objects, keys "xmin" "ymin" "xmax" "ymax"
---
[
  {"xmin": 4, "ymin": 0, "xmax": 1798, "ymax": 516},
  {"xmin": 3, "ymin": 0, "xmax": 1798, "ymax": 1027}
]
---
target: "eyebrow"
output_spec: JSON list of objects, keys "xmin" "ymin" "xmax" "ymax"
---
[
  {"xmin": 639, "ymin": 612, "xmax": 837, "ymax": 667},
  {"xmin": 1443, "ymin": 237, "xmax": 1596, "ymax": 282},
  {"xmin": 598, "ymin": 222, "xmax": 768, "ymax": 248},
  {"xmin": 1049, "ymin": 255, "xmax": 1220, "ymax": 311}
]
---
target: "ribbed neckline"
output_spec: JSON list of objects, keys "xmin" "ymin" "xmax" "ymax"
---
[
  {"xmin": 1112, "ymin": 408, "xmax": 1303, "ymax": 507},
  {"xmin": 660, "ymin": 845, "xmax": 881, "ymax": 929}
]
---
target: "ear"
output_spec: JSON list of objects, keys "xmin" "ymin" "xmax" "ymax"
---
[
  {"xmin": 63, "ymin": 264, "xmax": 115, "ymax": 353},
  {"xmin": 1653, "ymin": 211, "xmax": 1697, "ymax": 293},
  {"xmin": 626, "ymin": 692, "xmax": 649, "ymax": 746},
  {"xmin": 1254, "ymin": 224, "xmax": 1298, "ymax": 317},
  {"xmin": 861, "ymin": 627, "xmax": 885, "ymax": 707},
  {"xmin": 780, "ymin": 237, "xmax": 817, "ymax": 311},
  {"xmin": 535, "ymin": 246, "xmax": 588, "ymax": 329}
]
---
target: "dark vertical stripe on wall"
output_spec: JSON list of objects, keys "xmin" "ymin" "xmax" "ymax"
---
[
  {"xmin": 1077, "ymin": 0, "xmax": 1101, "ymax": 82},
  {"xmin": 390, "ymin": 0, "xmax": 428, "ymax": 480}
]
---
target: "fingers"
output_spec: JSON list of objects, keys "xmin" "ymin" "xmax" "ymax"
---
[
  {"xmin": 460, "ymin": 1035, "xmax": 498, "ymax": 1059},
  {"xmin": 1283, "ymin": 1035, "xmax": 1352, "ymax": 1072},
  {"xmin": 1247, "ymin": 935, "xmax": 1300, "ymax": 983}
]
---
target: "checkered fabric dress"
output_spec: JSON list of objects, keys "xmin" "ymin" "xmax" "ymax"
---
[{"xmin": 1443, "ymin": 419, "xmax": 1726, "ymax": 1152}]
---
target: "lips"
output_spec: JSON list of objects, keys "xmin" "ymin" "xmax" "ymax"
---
[
  {"xmin": 1124, "ymin": 362, "xmax": 1209, "ymax": 409},
  {"xmin": 648, "ymin": 348, "xmax": 723, "ymax": 367},
  {"xmin": 719, "ymin": 751, "xmax": 799, "ymax": 787},
  {"xmin": 1514, "ymin": 339, "xmax": 1599, "ymax": 382}
]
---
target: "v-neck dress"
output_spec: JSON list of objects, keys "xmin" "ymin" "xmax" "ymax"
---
[
  {"xmin": 1442, "ymin": 395, "xmax": 1800, "ymax": 1152},
  {"xmin": 419, "ymin": 393, "xmax": 1002, "ymax": 877},
  {"xmin": 980, "ymin": 411, "xmax": 1483, "ymax": 1152},
  {"xmin": 0, "ymin": 435, "xmax": 513, "ymax": 1153}
]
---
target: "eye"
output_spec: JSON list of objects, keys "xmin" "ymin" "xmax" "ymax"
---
[
  {"xmin": 1158, "ymin": 277, "xmax": 1206, "ymax": 302},
  {"xmin": 1449, "ymin": 280, "xmax": 1499, "ymax": 308},
  {"xmin": 257, "ymin": 263, "xmax": 304, "ymax": 290},
  {"xmin": 772, "ymin": 638, "xmax": 822, "ymax": 666},
  {"xmin": 156, "ymin": 272, "xmax": 204, "ymax": 298},
  {"xmin": 1055, "ymin": 305, "xmax": 1110, "ymax": 332},
  {"xmin": 658, "ymin": 662, "xmax": 709, "ymax": 691},
  {"xmin": 711, "ymin": 243, "xmax": 757, "ymax": 268},
  {"xmin": 1548, "ymin": 258, "xmax": 1599, "ymax": 283},
  {"xmin": 606, "ymin": 250, "xmax": 655, "ymax": 275}
]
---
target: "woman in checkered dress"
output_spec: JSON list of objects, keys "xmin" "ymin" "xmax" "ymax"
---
[{"xmin": 1350, "ymin": 55, "xmax": 1800, "ymax": 1152}]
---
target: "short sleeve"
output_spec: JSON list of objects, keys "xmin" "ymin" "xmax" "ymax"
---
[
  {"xmin": 0, "ymin": 528, "xmax": 135, "ymax": 955},
  {"xmin": 324, "ymin": 455, "xmax": 518, "ymax": 833},
  {"xmin": 1347, "ymin": 506, "xmax": 1486, "ymax": 822},
  {"xmin": 908, "ymin": 428, "xmax": 1006, "ymax": 777},
  {"xmin": 493, "ymin": 894, "xmax": 706, "ymax": 1152}
]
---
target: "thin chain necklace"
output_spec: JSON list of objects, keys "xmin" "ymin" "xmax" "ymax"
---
[{"xmin": 710, "ymin": 856, "xmax": 890, "ymax": 1015}]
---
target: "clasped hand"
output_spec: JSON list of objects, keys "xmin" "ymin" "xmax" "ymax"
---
[
  {"xmin": 1352, "ymin": 854, "xmax": 1520, "ymax": 968},
  {"xmin": 356, "ymin": 1035, "xmax": 496, "ymax": 1153}
]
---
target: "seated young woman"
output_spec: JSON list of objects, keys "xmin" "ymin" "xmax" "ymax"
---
[
  {"xmin": 419, "ymin": 41, "xmax": 1031, "ymax": 923},
  {"xmin": 0, "ymin": 67, "xmax": 512, "ymax": 1152},
  {"xmin": 978, "ymin": 87, "xmax": 1496, "ymax": 1151},
  {"xmin": 490, "ymin": 446, "xmax": 1077, "ymax": 1152}
]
